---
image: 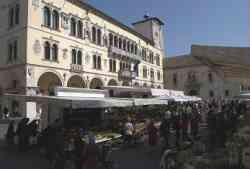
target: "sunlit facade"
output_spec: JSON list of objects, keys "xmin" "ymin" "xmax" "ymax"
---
[{"xmin": 0, "ymin": 0, "xmax": 165, "ymax": 116}]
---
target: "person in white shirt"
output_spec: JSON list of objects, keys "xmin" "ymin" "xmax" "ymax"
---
[{"xmin": 124, "ymin": 118, "xmax": 134, "ymax": 146}]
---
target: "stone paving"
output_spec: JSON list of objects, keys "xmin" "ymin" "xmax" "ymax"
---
[{"xmin": 0, "ymin": 140, "xmax": 163, "ymax": 169}]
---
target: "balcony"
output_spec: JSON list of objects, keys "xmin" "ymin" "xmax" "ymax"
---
[
  {"xmin": 109, "ymin": 46, "xmax": 141, "ymax": 61},
  {"xmin": 70, "ymin": 64, "xmax": 83, "ymax": 73}
]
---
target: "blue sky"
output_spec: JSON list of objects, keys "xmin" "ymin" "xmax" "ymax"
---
[{"xmin": 87, "ymin": 0, "xmax": 249, "ymax": 57}]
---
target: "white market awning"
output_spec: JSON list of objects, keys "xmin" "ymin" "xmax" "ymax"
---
[
  {"xmin": 3, "ymin": 94, "xmax": 133, "ymax": 108},
  {"xmin": 132, "ymin": 98, "xmax": 169, "ymax": 106}
]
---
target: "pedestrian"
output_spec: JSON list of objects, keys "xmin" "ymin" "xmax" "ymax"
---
[
  {"xmin": 123, "ymin": 117, "xmax": 134, "ymax": 147},
  {"xmin": 16, "ymin": 118, "xmax": 29, "ymax": 152},
  {"xmin": 160, "ymin": 111, "xmax": 171, "ymax": 150},
  {"xmin": 6, "ymin": 120, "xmax": 15, "ymax": 145},
  {"xmin": 147, "ymin": 119, "xmax": 158, "ymax": 147},
  {"xmin": 173, "ymin": 110, "xmax": 181, "ymax": 148},
  {"xmin": 207, "ymin": 105, "xmax": 216, "ymax": 152},
  {"xmin": 191, "ymin": 106, "xmax": 200, "ymax": 140},
  {"xmin": 182, "ymin": 110, "xmax": 190, "ymax": 142},
  {"xmin": 81, "ymin": 132, "xmax": 99, "ymax": 169}
]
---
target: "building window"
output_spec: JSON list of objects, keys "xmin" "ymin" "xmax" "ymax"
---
[
  {"xmin": 123, "ymin": 39, "xmax": 126, "ymax": 50},
  {"xmin": 150, "ymin": 69, "xmax": 155, "ymax": 80},
  {"xmin": 157, "ymin": 71, "xmax": 161, "ymax": 81},
  {"xmin": 142, "ymin": 48, "xmax": 147, "ymax": 61},
  {"xmin": 225, "ymin": 90, "xmax": 229, "ymax": 97},
  {"xmin": 97, "ymin": 29, "xmax": 102, "ymax": 45},
  {"xmin": 173, "ymin": 73, "xmax": 178, "ymax": 87},
  {"xmin": 131, "ymin": 44, "xmax": 134, "ymax": 54},
  {"xmin": 114, "ymin": 36, "xmax": 118, "ymax": 48},
  {"xmin": 118, "ymin": 38, "xmax": 122, "ymax": 49},
  {"xmin": 127, "ymin": 41, "xmax": 130, "ymax": 52},
  {"xmin": 44, "ymin": 41, "xmax": 51, "ymax": 60},
  {"xmin": 77, "ymin": 21, "xmax": 83, "ymax": 38},
  {"xmin": 44, "ymin": 41, "xmax": 58, "ymax": 61},
  {"xmin": 120, "ymin": 62, "xmax": 126, "ymax": 71},
  {"xmin": 72, "ymin": 49, "xmax": 77, "ymax": 64},
  {"xmin": 13, "ymin": 40, "xmax": 18, "ymax": 61},
  {"xmin": 143, "ymin": 67, "xmax": 148, "ymax": 78},
  {"xmin": 77, "ymin": 51, "xmax": 82, "ymax": 65},
  {"xmin": 70, "ymin": 18, "xmax": 76, "ymax": 36},
  {"xmin": 135, "ymin": 45, "xmax": 138, "ymax": 55},
  {"xmin": 15, "ymin": 4, "xmax": 20, "ymax": 25},
  {"xmin": 109, "ymin": 59, "xmax": 116, "ymax": 72},
  {"xmin": 149, "ymin": 51, "xmax": 154, "ymax": 64},
  {"xmin": 208, "ymin": 72, "xmax": 213, "ymax": 83},
  {"xmin": 209, "ymin": 90, "xmax": 214, "ymax": 97},
  {"xmin": 7, "ymin": 40, "xmax": 18, "ymax": 63},
  {"xmin": 156, "ymin": 54, "xmax": 160, "ymax": 66},
  {"xmin": 9, "ymin": 4, "xmax": 20, "ymax": 28},
  {"xmin": 43, "ymin": 7, "xmax": 51, "ymax": 27},
  {"xmin": 109, "ymin": 33, "xmax": 113, "ymax": 46},
  {"xmin": 52, "ymin": 10, "xmax": 59, "ymax": 30},
  {"xmin": 92, "ymin": 27, "xmax": 97, "ymax": 43},
  {"xmin": 9, "ymin": 8, "xmax": 15, "ymax": 28},
  {"xmin": 51, "ymin": 44, "xmax": 58, "ymax": 61},
  {"xmin": 93, "ymin": 55, "xmax": 101, "ymax": 69}
]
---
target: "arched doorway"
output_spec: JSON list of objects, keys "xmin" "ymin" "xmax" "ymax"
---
[
  {"xmin": 143, "ymin": 83, "xmax": 148, "ymax": 88},
  {"xmin": 89, "ymin": 78, "xmax": 104, "ymax": 89},
  {"xmin": 157, "ymin": 85, "xmax": 162, "ymax": 89},
  {"xmin": 67, "ymin": 75, "xmax": 85, "ymax": 88},
  {"xmin": 151, "ymin": 84, "xmax": 155, "ymax": 88},
  {"xmin": 107, "ymin": 79, "xmax": 118, "ymax": 86},
  {"xmin": 38, "ymin": 72, "xmax": 62, "ymax": 95}
]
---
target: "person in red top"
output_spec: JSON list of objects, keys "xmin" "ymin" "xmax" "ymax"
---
[
  {"xmin": 147, "ymin": 119, "xmax": 158, "ymax": 147},
  {"xmin": 81, "ymin": 133, "xmax": 99, "ymax": 169}
]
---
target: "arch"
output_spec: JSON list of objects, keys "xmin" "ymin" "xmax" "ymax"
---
[
  {"xmin": 151, "ymin": 84, "xmax": 155, "ymax": 88},
  {"xmin": 143, "ymin": 83, "xmax": 148, "ymax": 88},
  {"xmin": 108, "ymin": 79, "xmax": 118, "ymax": 86},
  {"xmin": 38, "ymin": 72, "xmax": 62, "ymax": 95},
  {"xmin": 157, "ymin": 85, "xmax": 161, "ymax": 89},
  {"xmin": 89, "ymin": 78, "xmax": 104, "ymax": 89},
  {"xmin": 67, "ymin": 75, "xmax": 86, "ymax": 88}
]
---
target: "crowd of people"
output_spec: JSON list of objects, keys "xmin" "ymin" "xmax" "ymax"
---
[{"xmin": 4, "ymin": 99, "xmax": 248, "ymax": 169}]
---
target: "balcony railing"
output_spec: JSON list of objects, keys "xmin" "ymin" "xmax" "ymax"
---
[
  {"xmin": 109, "ymin": 46, "xmax": 141, "ymax": 61},
  {"xmin": 70, "ymin": 64, "xmax": 83, "ymax": 73}
]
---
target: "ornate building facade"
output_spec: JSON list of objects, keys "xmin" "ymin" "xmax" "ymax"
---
[
  {"xmin": 0, "ymin": 0, "xmax": 165, "ymax": 116},
  {"xmin": 164, "ymin": 45, "xmax": 250, "ymax": 99}
]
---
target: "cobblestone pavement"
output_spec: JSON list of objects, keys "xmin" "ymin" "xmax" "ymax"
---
[
  {"xmin": 0, "ymin": 141, "xmax": 49, "ymax": 169},
  {"xmin": 0, "ymin": 140, "xmax": 163, "ymax": 169}
]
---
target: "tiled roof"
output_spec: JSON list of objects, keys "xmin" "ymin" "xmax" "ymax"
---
[
  {"xmin": 191, "ymin": 45, "xmax": 250, "ymax": 67},
  {"xmin": 66, "ymin": 0, "xmax": 154, "ymax": 45},
  {"xmin": 165, "ymin": 55, "xmax": 202, "ymax": 68}
]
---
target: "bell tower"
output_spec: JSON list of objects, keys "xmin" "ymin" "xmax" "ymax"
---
[{"xmin": 132, "ymin": 15, "xmax": 165, "ymax": 50}]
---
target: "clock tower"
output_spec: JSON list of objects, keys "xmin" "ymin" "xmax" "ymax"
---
[{"xmin": 132, "ymin": 15, "xmax": 165, "ymax": 50}]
